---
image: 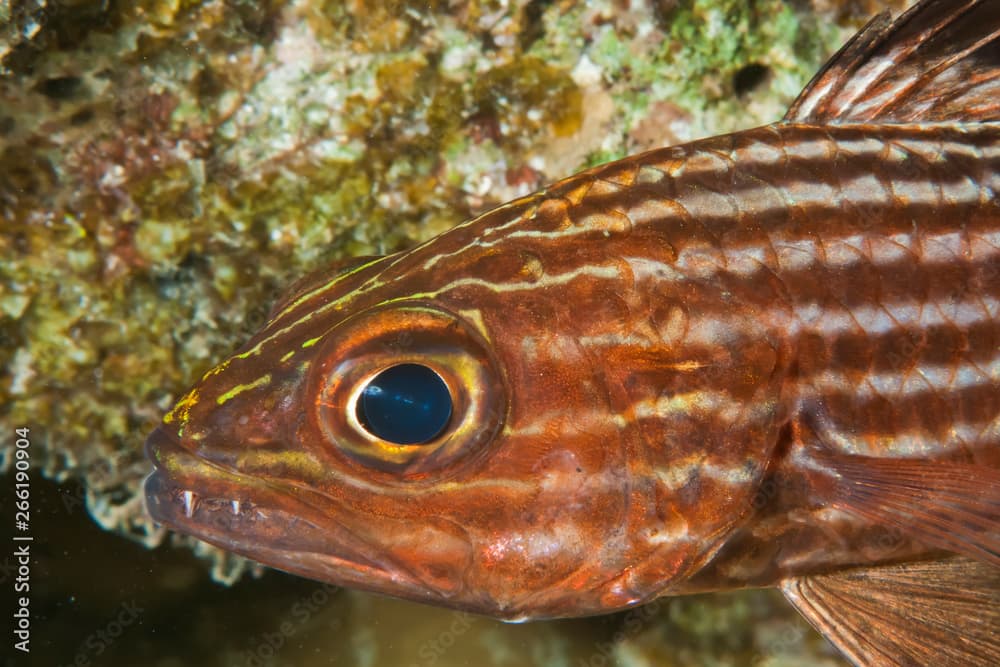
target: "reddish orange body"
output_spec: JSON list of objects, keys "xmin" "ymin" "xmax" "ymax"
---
[{"xmin": 146, "ymin": 2, "xmax": 1000, "ymax": 665}]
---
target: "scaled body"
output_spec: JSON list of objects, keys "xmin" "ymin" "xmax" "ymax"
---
[{"xmin": 146, "ymin": 2, "xmax": 1000, "ymax": 665}]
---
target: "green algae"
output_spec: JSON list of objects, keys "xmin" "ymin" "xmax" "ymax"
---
[{"xmin": 531, "ymin": 0, "xmax": 846, "ymax": 168}]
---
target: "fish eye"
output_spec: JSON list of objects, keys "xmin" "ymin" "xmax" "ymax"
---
[
  {"xmin": 356, "ymin": 364, "xmax": 453, "ymax": 445},
  {"xmin": 309, "ymin": 304, "xmax": 505, "ymax": 477}
]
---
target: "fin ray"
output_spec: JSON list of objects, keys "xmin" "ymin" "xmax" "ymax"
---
[
  {"xmin": 814, "ymin": 453, "xmax": 1000, "ymax": 567},
  {"xmin": 785, "ymin": 0, "xmax": 1000, "ymax": 123},
  {"xmin": 782, "ymin": 557, "xmax": 1000, "ymax": 667}
]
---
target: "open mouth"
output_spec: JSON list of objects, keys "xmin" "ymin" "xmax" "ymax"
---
[
  {"xmin": 144, "ymin": 463, "xmax": 270, "ymax": 549},
  {"xmin": 143, "ymin": 426, "xmax": 437, "ymax": 600},
  {"xmin": 143, "ymin": 426, "xmax": 277, "ymax": 547}
]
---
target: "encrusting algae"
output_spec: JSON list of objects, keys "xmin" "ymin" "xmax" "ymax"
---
[{"xmin": 1, "ymin": 1, "xmax": 911, "ymax": 665}]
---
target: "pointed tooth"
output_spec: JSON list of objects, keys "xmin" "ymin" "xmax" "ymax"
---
[
  {"xmin": 231, "ymin": 499, "xmax": 241, "ymax": 515},
  {"xmin": 182, "ymin": 490, "xmax": 197, "ymax": 518}
]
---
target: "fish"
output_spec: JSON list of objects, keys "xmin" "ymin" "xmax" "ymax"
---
[{"xmin": 144, "ymin": 1, "xmax": 1000, "ymax": 665}]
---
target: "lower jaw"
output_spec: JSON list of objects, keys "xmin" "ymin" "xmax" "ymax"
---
[{"xmin": 143, "ymin": 466, "xmax": 440, "ymax": 602}]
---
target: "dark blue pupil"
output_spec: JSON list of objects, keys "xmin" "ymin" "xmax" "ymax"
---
[{"xmin": 357, "ymin": 364, "xmax": 453, "ymax": 445}]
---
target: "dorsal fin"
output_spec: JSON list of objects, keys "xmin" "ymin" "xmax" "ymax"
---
[{"xmin": 785, "ymin": 0, "xmax": 1000, "ymax": 123}]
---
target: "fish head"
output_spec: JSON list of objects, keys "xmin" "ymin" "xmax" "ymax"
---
[{"xmin": 146, "ymin": 189, "xmax": 784, "ymax": 619}]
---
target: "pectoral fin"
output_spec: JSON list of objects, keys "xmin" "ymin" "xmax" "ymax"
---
[
  {"xmin": 812, "ymin": 453, "xmax": 1000, "ymax": 568},
  {"xmin": 781, "ymin": 556, "xmax": 1000, "ymax": 667}
]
